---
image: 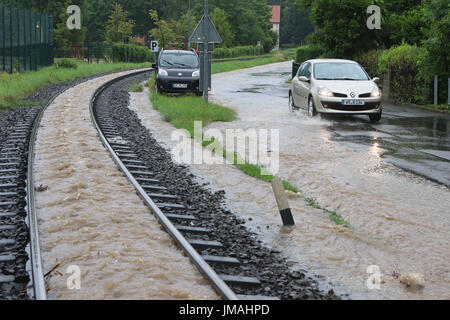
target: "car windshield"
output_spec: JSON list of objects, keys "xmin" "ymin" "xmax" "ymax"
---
[
  {"xmin": 159, "ymin": 53, "xmax": 199, "ymax": 69},
  {"xmin": 314, "ymin": 62, "xmax": 369, "ymax": 81}
]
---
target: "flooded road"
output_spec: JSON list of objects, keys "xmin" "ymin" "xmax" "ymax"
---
[{"xmin": 203, "ymin": 61, "xmax": 449, "ymax": 299}]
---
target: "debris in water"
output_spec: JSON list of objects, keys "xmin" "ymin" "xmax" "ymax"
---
[
  {"xmin": 399, "ymin": 273, "xmax": 425, "ymax": 288},
  {"xmin": 35, "ymin": 184, "xmax": 48, "ymax": 192}
]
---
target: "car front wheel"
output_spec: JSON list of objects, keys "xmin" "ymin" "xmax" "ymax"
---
[
  {"xmin": 369, "ymin": 112, "xmax": 382, "ymax": 123},
  {"xmin": 288, "ymin": 93, "xmax": 296, "ymax": 113},
  {"xmin": 308, "ymin": 98, "xmax": 318, "ymax": 118}
]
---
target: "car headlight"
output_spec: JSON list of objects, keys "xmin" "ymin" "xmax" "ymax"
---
[
  {"xmin": 318, "ymin": 86, "xmax": 333, "ymax": 97},
  {"xmin": 158, "ymin": 69, "xmax": 168, "ymax": 76},
  {"xmin": 371, "ymin": 87, "xmax": 381, "ymax": 97},
  {"xmin": 192, "ymin": 70, "xmax": 200, "ymax": 77}
]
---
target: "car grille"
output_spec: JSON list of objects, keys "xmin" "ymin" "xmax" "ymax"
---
[
  {"xmin": 332, "ymin": 92, "xmax": 348, "ymax": 98},
  {"xmin": 321, "ymin": 101, "xmax": 380, "ymax": 111},
  {"xmin": 359, "ymin": 93, "xmax": 371, "ymax": 98}
]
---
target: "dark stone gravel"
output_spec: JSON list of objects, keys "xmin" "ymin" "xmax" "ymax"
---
[{"xmin": 94, "ymin": 72, "xmax": 346, "ymax": 300}]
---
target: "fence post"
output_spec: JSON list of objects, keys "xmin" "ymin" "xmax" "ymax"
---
[
  {"xmin": 434, "ymin": 75, "xmax": 438, "ymax": 107},
  {"xmin": 1, "ymin": 7, "xmax": 5, "ymax": 71},
  {"xmin": 9, "ymin": 7, "xmax": 13, "ymax": 73}
]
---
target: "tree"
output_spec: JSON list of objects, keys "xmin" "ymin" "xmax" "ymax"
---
[
  {"xmin": 85, "ymin": 0, "xmax": 115, "ymax": 42},
  {"xmin": 280, "ymin": 0, "xmax": 314, "ymax": 45},
  {"xmin": 149, "ymin": 9, "xmax": 175, "ymax": 49},
  {"xmin": 105, "ymin": 2, "xmax": 135, "ymax": 43},
  {"xmin": 419, "ymin": 0, "xmax": 450, "ymax": 103},
  {"xmin": 294, "ymin": 0, "xmax": 381, "ymax": 58},
  {"xmin": 210, "ymin": 7, "xmax": 234, "ymax": 48},
  {"xmin": 53, "ymin": 0, "xmax": 88, "ymax": 47}
]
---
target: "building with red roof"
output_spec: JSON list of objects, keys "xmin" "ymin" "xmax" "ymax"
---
[{"xmin": 270, "ymin": 5, "xmax": 281, "ymax": 50}]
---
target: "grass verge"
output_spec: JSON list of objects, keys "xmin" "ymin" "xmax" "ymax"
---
[
  {"xmin": 129, "ymin": 83, "xmax": 144, "ymax": 92},
  {"xmin": 0, "ymin": 59, "xmax": 150, "ymax": 109},
  {"xmin": 212, "ymin": 52, "xmax": 291, "ymax": 74},
  {"xmin": 305, "ymin": 198, "xmax": 352, "ymax": 228},
  {"xmin": 426, "ymin": 103, "xmax": 450, "ymax": 114}
]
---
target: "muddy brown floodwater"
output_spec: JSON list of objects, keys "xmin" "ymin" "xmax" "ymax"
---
[
  {"xmin": 33, "ymin": 70, "xmax": 219, "ymax": 300},
  {"xmin": 130, "ymin": 61, "xmax": 449, "ymax": 300}
]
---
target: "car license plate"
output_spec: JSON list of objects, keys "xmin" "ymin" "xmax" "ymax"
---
[
  {"xmin": 342, "ymin": 99, "xmax": 365, "ymax": 106},
  {"xmin": 173, "ymin": 83, "xmax": 188, "ymax": 89}
]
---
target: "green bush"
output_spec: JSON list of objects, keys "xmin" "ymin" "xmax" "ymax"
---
[
  {"xmin": 55, "ymin": 59, "xmax": 78, "ymax": 69},
  {"xmin": 354, "ymin": 50, "xmax": 383, "ymax": 78},
  {"xmin": 377, "ymin": 44, "xmax": 424, "ymax": 104},
  {"xmin": 213, "ymin": 45, "xmax": 264, "ymax": 59},
  {"xmin": 295, "ymin": 45, "xmax": 324, "ymax": 63},
  {"xmin": 112, "ymin": 43, "xmax": 154, "ymax": 63}
]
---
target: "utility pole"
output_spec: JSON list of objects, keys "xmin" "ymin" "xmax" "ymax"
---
[
  {"xmin": 203, "ymin": 0, "xmax": 209, "ymax": 103},
  {"xmin": 188, "ymin": 0, "xmax": 191, "ymax": 49}
]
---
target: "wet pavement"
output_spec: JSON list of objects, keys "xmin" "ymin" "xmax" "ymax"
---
[
  {"xmin": 218, "ymin": 61, "xmax": 450, "ymax": 186},
  {"xmin": 208, "ymin": 61, "xmax": 450, "ymax": 299}
]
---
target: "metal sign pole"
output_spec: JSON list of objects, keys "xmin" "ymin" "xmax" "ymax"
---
[
  {"xmin": 203, "ymin": 0, "xmax": 209, "ymax": 103},
  {"xmin": 188, "ymin": 0, "xmax": 191, "ymax": 49}
]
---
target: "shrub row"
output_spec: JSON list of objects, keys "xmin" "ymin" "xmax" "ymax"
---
[
  {"xmin": 355, "ymin": 44, "xmax": 426, "ymax": 104},
  {"xmin": 112, "ymin": 43, "xmax": 154, "ymax": 63},
  {"xmin": 295, "ymin": 45, "xmax": 324, "ymax": 63},
  {"xmin": 213, "ymin": 45, "xmax": 264, "ymax": 59}
]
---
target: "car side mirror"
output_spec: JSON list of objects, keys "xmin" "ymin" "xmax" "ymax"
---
[
  {"xmin": 298, "ymin": 76, "xmax": 310, "ymax": 83},
  {"xmin": 372, "ymin": 77, "xmax": 380, "ymax": 83},
  {"xmin": 152, "ymin": 63, "xmax": 157, "ymax": 69}
]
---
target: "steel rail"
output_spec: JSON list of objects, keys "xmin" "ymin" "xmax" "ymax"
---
[
  {"xmin": 89, "ymin": 70, "xmax": 239, "ymax": 300},
  {"xmin": 25, "ymin": 67, "xmax": 151, "ymax": 300}
]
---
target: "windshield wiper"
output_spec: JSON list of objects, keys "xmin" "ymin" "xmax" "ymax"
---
[
  {"xmin": 173, "ymin": 62, "xmax": 191, "ymax": 68},
  {"xmin": 162, "ymin": 59, "xmax": 173, "ymax": 66}
]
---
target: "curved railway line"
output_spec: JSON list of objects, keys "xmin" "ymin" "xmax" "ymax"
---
[
  {"xmin": 2, "ymin": 68, "xmax": 338, "ymax": 300},
  {"xmin": 91, "ymin": 71, "xmax": 275, "ymax": 300}
]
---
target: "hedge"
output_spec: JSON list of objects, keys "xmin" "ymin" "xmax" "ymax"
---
[
  {"xmin": 295, "ymin": 45, "xmax": 324, "ymax": 63},
  {"xmin": 355, "ymin": 44, "xmax": 426, "ymax": 104},
  {"xmin": 213, "ymin": 45, "xmax": 264, "ymax": 59},
  {"xmin": 112, "ymin": 43, "xmax": 154, "ymax": 63}
]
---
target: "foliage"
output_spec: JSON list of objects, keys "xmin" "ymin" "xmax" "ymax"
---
[
  {"xmin": 105, "ymin": 2, "xmax": 135, "ymax": 43},
  {"xmin": 280, "ymin": 0, "xmax": 314, "ymax": 46},
  {"xmin": 53, "ymin": 0, "xmax": 88, "ymax": 47},
  {"xmin": 378, "ymin": 44, "xmax": 424, "ymax": 104},
  {"xmin": 213, "ymin": 46, "xmax": 264, "ymax": 59},
  {"xmin": 55, "ymin": 59, "xmax": 78, "ymax": 69},
  {"xmin": 354, "ymin": 49, "xmax": 384, "ymax": 78},
  {"xmin": 210, "ymin": 8, "xmax": 234, "ymax": 48},
  {"xmin": 112, "ymin": 43, "xmax": 153, "ymax": 63},
  {"xmin": 149, "ymin": 9, "xmax": 175, "ymax": 49},
  {"xmin": 418, "ymin": 0, "xmax": 450, "ymax": 104},
  {"xmin": 295, "ymin": 45, "xmax": 324, "ymax": 63}
]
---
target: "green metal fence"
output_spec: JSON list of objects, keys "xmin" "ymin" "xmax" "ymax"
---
[{"xmin": 0, "ymin": 6, "xmax": 54, "ymax": 73}]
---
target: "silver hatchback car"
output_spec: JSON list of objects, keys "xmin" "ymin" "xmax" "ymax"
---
[{"xmin": 289, "ymin": 59, "xmax": 382, "ymax": 122}]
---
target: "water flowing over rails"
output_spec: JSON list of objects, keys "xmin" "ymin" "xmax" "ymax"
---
[{"xmin": 90, "ymin": 71, "xmax": 279, "ymax": 300}]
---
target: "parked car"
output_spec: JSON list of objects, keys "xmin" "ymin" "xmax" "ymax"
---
[
  {"xmin": 152, "ymin": 49, "xmax": 201, "ymax": 95},
  {"xmin": 289, "ymin": 59, "xmax": 382, "ymax": 123}
]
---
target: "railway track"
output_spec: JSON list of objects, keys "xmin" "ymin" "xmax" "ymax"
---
[
  {"xmin": 90, "ymin": 70, "xmax": 279, "ymax": 300},
  {"xmin": 2, "ymin": 69, "xmax": 336, "ymax": 300},
  {"xmin": 0, "ymin": 105, "xmax": 45, "ymax": 300}
]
